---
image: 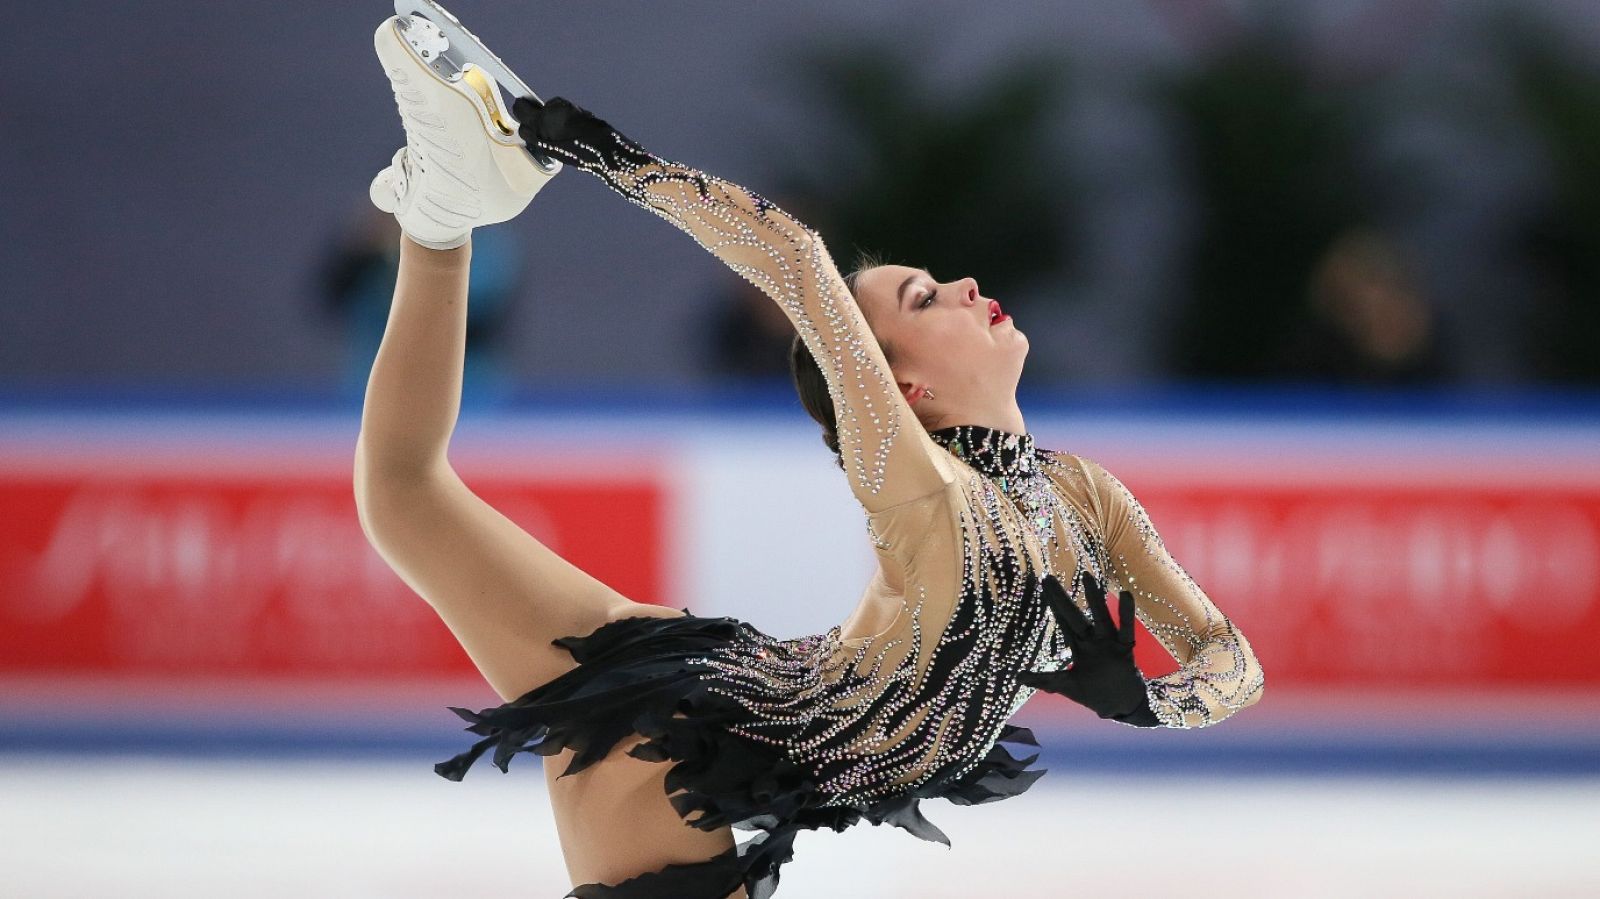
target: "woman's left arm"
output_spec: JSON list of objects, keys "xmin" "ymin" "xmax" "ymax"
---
[
  {"xmin": 1079, "ymin": 455, "xmax": 1266, "ymax": 728},
  {"xmin": 513, "ymin": 96, "xmax": 955, "ymax": 513}
]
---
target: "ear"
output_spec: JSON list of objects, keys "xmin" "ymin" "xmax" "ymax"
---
[{"xmin": 898, "ymin": 380, "xmax": 926, "ymax": 404}]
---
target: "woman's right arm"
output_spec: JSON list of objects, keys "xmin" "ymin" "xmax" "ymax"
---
[{"xmin": 516, "ymin": 97, "xmax": 955, "ymax": 513}]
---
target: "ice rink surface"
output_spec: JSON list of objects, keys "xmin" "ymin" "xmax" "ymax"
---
[{"xmin": 3, "ymin": 753, "xmax": 1597, "ymax": 898}]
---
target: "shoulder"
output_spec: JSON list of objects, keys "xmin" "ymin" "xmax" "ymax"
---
[
  {"xmin": 1037, "ymin": 449, "xmax": 1121, "ymax": 530},
  {"xmin": 1045, "ymin": 450, "xmax": 1128, "ymax": 494},
  {"xmin": 1037, "ymin": 448, "xmax": 1099, "ymax": 497}
]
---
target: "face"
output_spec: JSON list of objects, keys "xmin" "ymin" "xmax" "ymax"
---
[{"xmin": 853, "ymin": 265, "xmax": 1028, "ymax": 410}]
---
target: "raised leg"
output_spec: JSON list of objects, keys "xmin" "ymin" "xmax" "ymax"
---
[
  {"xmin": 353, "ymin": 237, "xmax": 678, "ymax": 699},
  {"xmin": 361, "ymin": 13, "xmax": 739, "ymax": 887}
]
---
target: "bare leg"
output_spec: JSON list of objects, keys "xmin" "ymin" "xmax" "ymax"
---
[
  {"xmin": 353, "ymin": 234, "xmax": 739, "ymax": 887},
  {"xmin": 545, "ymin": 742, "xmax": 744, "ymax": 897}
]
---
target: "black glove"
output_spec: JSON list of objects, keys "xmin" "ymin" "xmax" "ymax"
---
[
  {"xmin": 510, "ymin": 95, "xmax": 652, "ymax": 174},
  {"xmin": 1016, "ymin": 570, "xmax": 1162, "ymax": 727}
]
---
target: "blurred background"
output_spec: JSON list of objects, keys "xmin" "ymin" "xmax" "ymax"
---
[{"xmin": 2, "ymin": 0, "xmax": 1598, "ymax": 895}]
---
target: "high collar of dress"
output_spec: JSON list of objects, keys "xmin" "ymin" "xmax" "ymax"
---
[{"xmin": 927, "ymin": 423, "xmax": 1039, "ymax": 484}]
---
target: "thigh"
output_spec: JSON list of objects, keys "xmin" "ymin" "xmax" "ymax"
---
[
  {"xmin": 543, "ymin": 740, "xmax": 747, "ymax": 899},
  {"xmin": 359, "ymin": 467, "xmax": 680, "ymax": 701}
]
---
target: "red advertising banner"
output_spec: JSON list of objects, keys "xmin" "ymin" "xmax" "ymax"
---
[
  {"xmin": 1119, "ymin": 477, "xmax": 1600, "ymax": 686},
  {"xmin": 0, "ymin": 466, "xmax": 665, "ymax": 678},
  {"xmin": 2, "ymin": 426, "xmax": 1597, "ymax": 691}
]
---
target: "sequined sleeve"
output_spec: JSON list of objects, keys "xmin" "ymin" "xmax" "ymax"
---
[
  {"xmin": 1078, "ymin": 455, "xmax": 1265, "ymax": 728},
  {"xmin": 570, "ymin": 144, "xmax": 957, "ymax": 513}
]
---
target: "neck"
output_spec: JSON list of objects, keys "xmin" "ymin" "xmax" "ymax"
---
[
  {"xmin": 922, "ymin": 398, "xmax": 1026, "ymax": 436},
  {"xmin": 924, "ymin": 416, "xmax": 1041, "ymax": 485}
]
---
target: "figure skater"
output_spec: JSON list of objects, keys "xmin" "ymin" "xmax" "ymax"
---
[{"xmin": 354, "ymin": 14, "xmax": 1265, "ymax": 899}]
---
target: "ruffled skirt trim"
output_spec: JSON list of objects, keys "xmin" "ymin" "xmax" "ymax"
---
[{"xmin": 434, "ymin": 612, "xmax": 1047, "ymax": 899}]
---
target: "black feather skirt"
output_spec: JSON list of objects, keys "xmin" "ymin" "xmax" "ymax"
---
[{"xmin": 434, "ymin": 611, "xmax": 1046, "ymax": 899}]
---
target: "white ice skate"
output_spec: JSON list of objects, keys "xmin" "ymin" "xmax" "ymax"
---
[{"xmin": 370, "ymin": 9, "xmax": 560, "ymax": 250}]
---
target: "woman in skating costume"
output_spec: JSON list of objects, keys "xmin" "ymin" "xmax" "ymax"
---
[{"xmin": 357, "ymin": 15, "xmax": 1264, "ymax": 899}]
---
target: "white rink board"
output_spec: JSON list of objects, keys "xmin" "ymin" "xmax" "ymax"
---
[{"xmin": 2, "ymin": 753, "xmax": 1597, "ymax": 898}]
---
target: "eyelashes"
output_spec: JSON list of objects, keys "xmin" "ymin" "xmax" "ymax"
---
[{"xmin": 918, "ymin": 287, "xmax": 936, "ymax": 309}]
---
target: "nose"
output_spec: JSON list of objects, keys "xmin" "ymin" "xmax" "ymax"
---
[{"xmin": 963, "ymin": 278, "xmax": 979, "ymax": 304}]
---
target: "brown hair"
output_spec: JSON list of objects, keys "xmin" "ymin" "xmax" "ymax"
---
[{"xmin": 788, "ymin": 248, "xmax": 895, "ymax": 471}]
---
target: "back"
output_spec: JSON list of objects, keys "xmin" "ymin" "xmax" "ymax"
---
[
  {"xmin": 692, "ymin": 427, "xmax": 1078, "ymax": 807},
  {"xmin": 693, "ymin": 423, "xmax": 1265, "ymax": 809}
]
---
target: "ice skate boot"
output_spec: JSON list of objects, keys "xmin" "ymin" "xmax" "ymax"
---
[
  {"xmin": 370, "ymin": 12, "xmax": 558, "ymax": 250},
  {"xmin": 390, "ymin": 2, "xmax": 556, "ymax": 161}
]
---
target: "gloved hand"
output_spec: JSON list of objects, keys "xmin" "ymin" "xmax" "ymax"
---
[
  {"xmin": 510, "ymin": 95, "xmax": 653, "ymax": 174},
  {"xmin": 1016, "ymin": 570, "xmax": 1162, "ymax": 727}
]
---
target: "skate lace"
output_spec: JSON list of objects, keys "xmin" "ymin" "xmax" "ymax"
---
[
  {"xmin": 384, "ymin": 64, "xmax": 464, "ymax": 201},
  {"xmin": 396, "ymin": 146, "xmax": 416, "ymax": 199}
]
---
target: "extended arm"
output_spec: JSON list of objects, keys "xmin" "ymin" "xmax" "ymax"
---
[
  {"xmin": 1081, "ymin": 455, "xmax": 1266, "ymax": 728},
  {"xmin": 514, "ymin": 96, "xmax": 954, "ymax": 512}
]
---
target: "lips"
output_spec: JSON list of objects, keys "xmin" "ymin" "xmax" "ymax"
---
[{"xmin": 988, "ymin": 300, "xmax": 1010, "ymax": 326}]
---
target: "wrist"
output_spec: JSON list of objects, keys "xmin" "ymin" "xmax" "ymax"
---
[
  {"xmin": 1104, "ymin": 679, "xmax": 1163, "ymax": 728},
  {"xmin": 1108, "ymin": 702, "xmax": 1162, "ymax": 727}
]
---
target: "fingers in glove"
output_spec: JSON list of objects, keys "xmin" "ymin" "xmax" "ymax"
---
[
  {"xmin": 1080, "ymin": 571, "xmax": 1118, "ymax": 640},
  {"xmin": 511, "ymin": 95, "xmax": 544, "ymax": 121},
  {"xmin": 1016, "ymin": 669, "xmax": 1082, "ymax": 703},
  {"xmin": 1117, "ymin": 587, "xmax": 1137, "ymax": 649},
  {"xmin": 511, "ymin": 96, "xmax": 551, "ymax": 152},
  {"xmin": 1078, "ymin": 568, "xmax": 1104, "ymax": 599},
  {"xmin": 1039, "ymin": 573, "xmax": 1090, "ymax": 640},
  {"xmin": 511, "ymin": 95, "xmax": 584, "ymax": 141}
]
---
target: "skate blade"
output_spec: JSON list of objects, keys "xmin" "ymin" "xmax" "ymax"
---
[{"xmin": 393, "ymin": 0, "xmax": 560, "ymax": 174}]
